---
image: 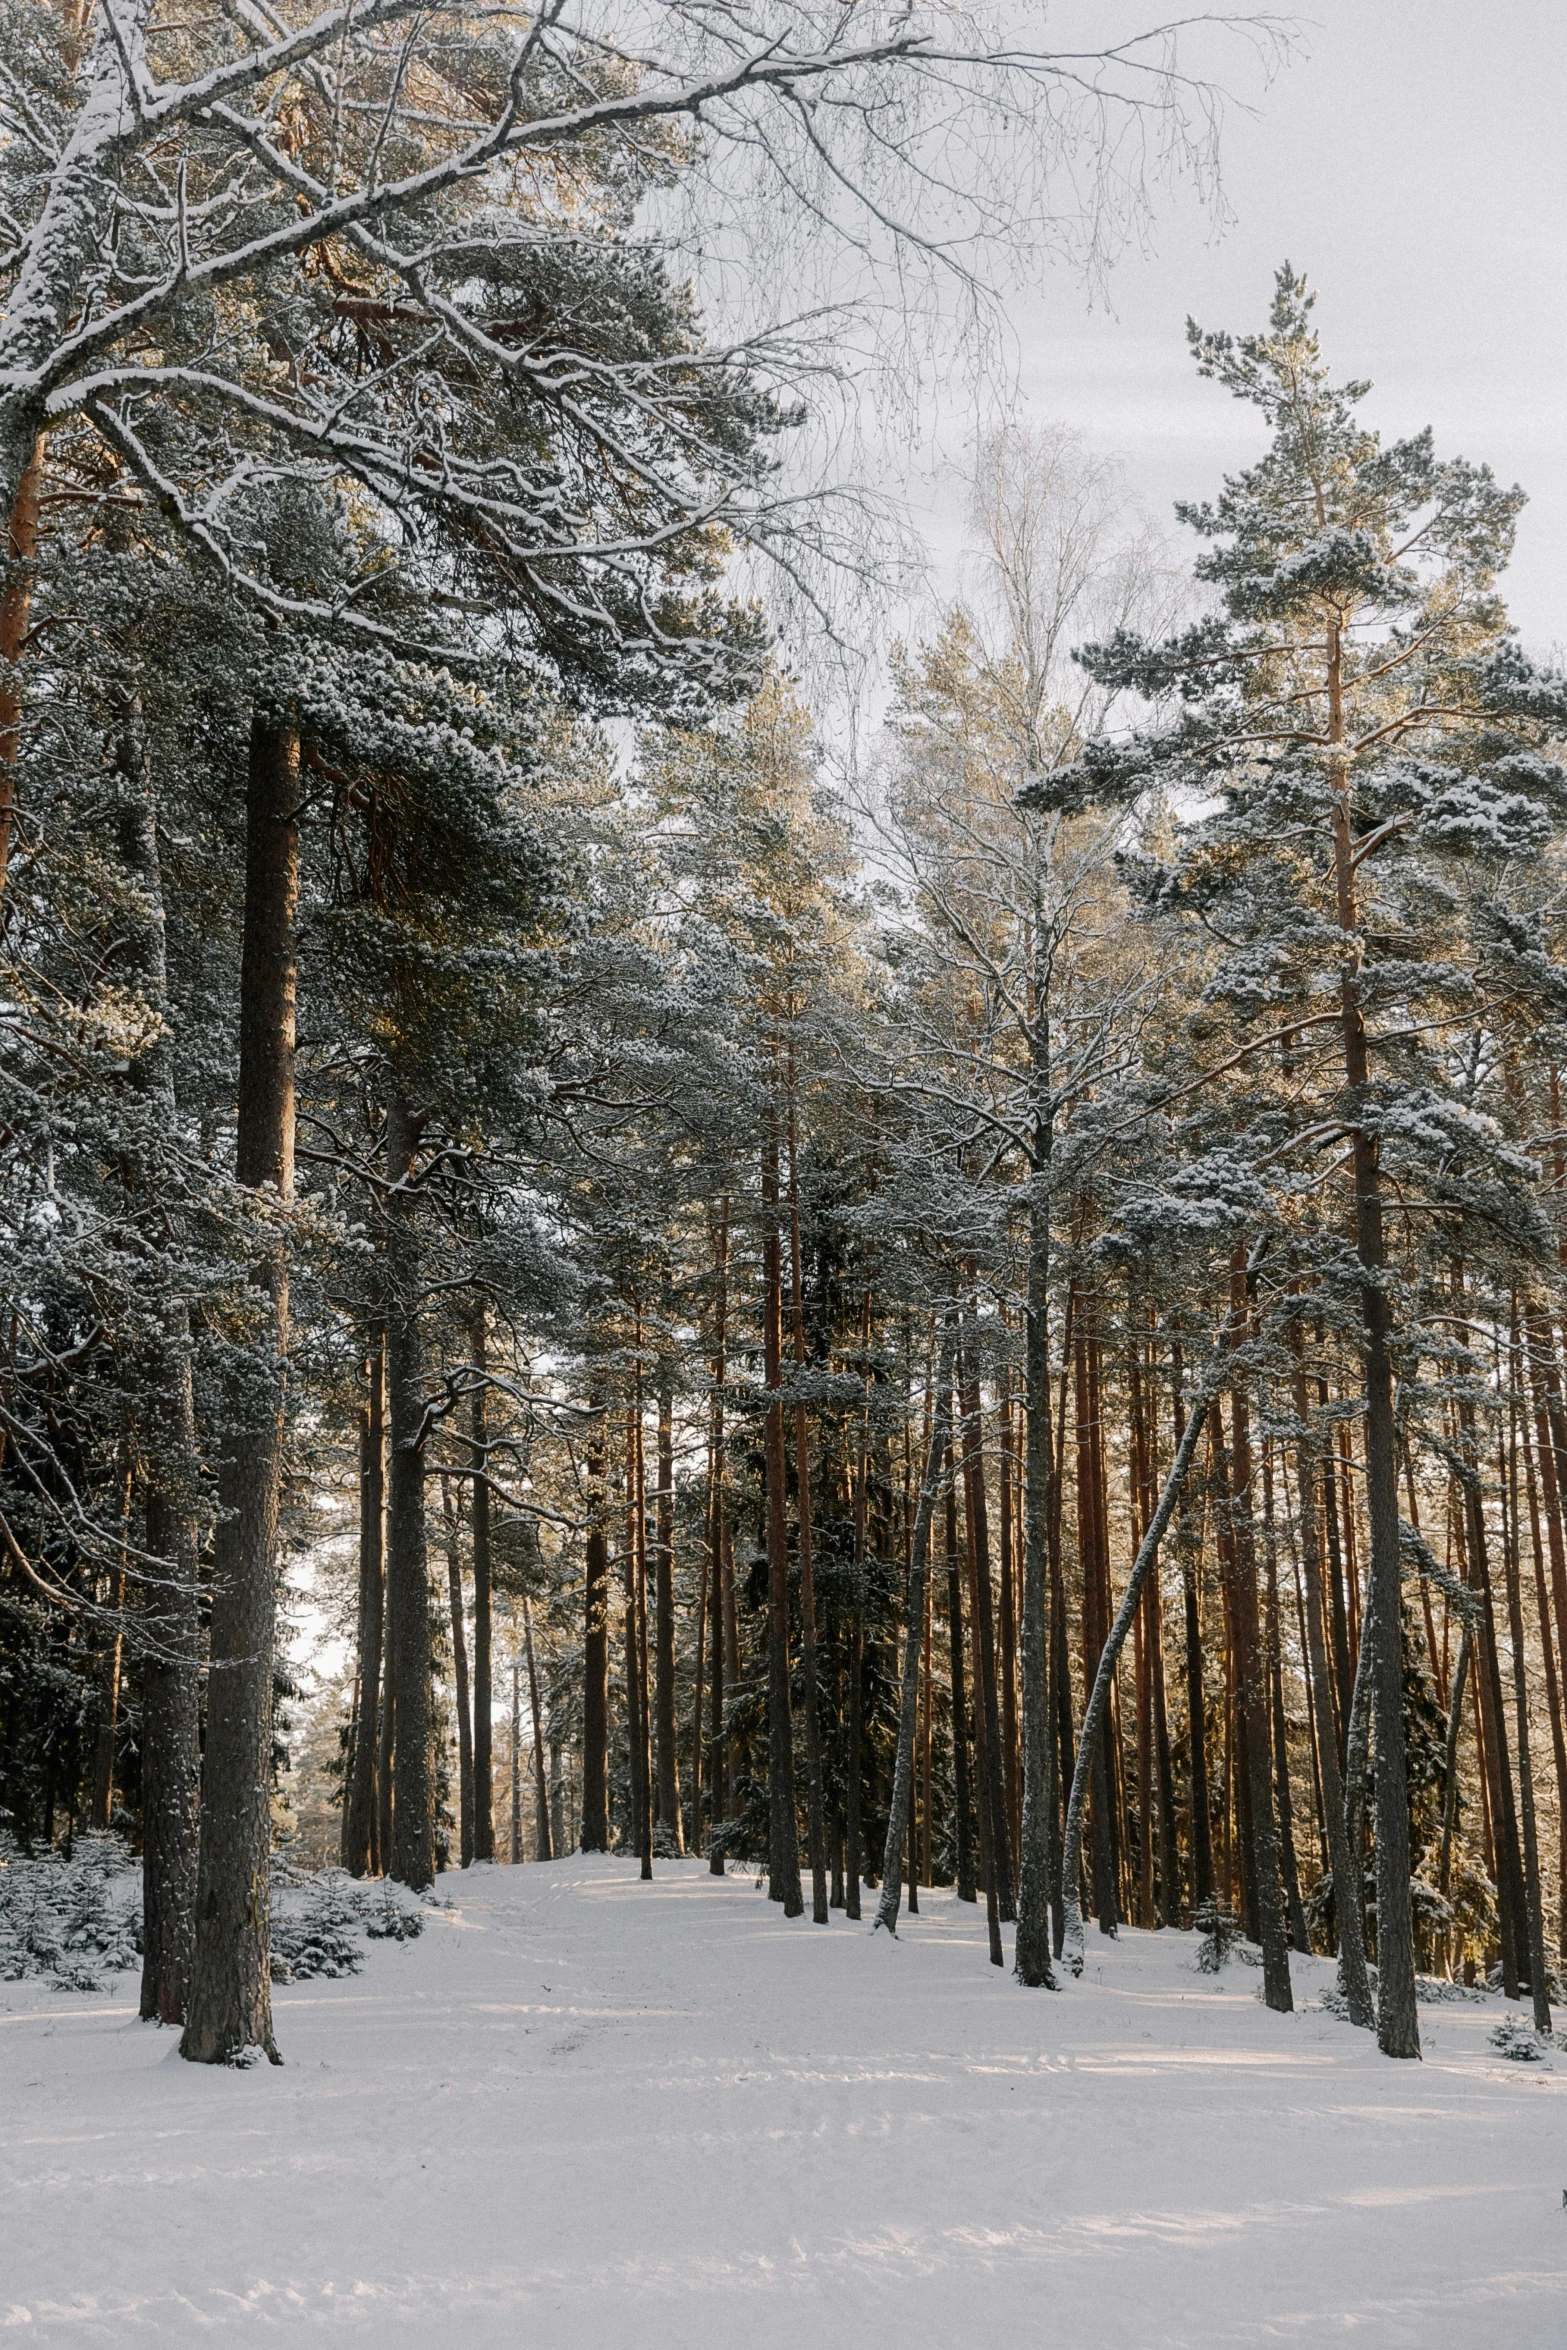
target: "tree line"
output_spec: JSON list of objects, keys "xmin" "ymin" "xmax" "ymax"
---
[{"xmin": 4, "ymin": 0, "xmax": 1563, "ymax": 2077}]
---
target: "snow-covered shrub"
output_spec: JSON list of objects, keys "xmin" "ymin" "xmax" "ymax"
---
[
  {"xmin": 364, "ymin": 1883, "xmax": 424, "ymax": 1941},
  {"xmin": 0, "ymin": 1832, "xmax": 141, "ymax": 1990},
  {"xmin": 270, "ymin": 1871, "xmax": 367, "ymax": 1983},
  {"xmin": 1194, "ymin": 1897, "xmax": 1242, "ymax": 1974},
  {"xmin": 1489, "ymin": 2014, "xmax": 1548, "ymax": 2062},
  {"xmin": 1414, "ymin": 1973, "xmax": 1488, "ymax": 2005}
]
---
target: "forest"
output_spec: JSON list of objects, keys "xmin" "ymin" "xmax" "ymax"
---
[{"xmin": 4, "ymin": 0, "xmax": 1567, "ymax": 2139}]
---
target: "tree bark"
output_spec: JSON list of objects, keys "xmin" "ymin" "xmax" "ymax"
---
[
  {"xmin": 181, "ymin": 712, "xmax": 298, "ymax": 2066},
  {"xmin": 579, "ymin": 1414, "xmax": 610, "ymax": 1853},
  {"xmin": 653, "ymin": 1359, "xmax": 681, "ymax": 1851},
  {"xmin": 762, "ymin": 1120, "xmax": 802, "ymax": 1914},
  {"xmin": 384, "ymin": 1093, "xmax": 435, "ymax": 1891},
  {"xmin": 1062, "ymin": 1386, "xmax": 1209, "ymax": 1975},
  {"xmin": 523, "ymin": 1595, "xmax": 551, "ymax": 1861},
  {"xmin": 960, "ymin": 1321, "xmax": 1015, "ymax": 1923},
  {"xmin": 344, "ymin": 1334, "xmax": 385, "ymax": 1876},
  {"xmin": 1290, "ymin": 1324, "xmax": 1373, "ymax": 2024},
  {"xmin": 469, "ymin": 1309, "xmax": 494, "ymax": 1862},
  {"xmin": 876, "ymin": 1327, "xmax": 955, "ymax": 1932},
  {"xmin": 945, "ymin": 1449, "xmax": 976, "ymax": 1904},
  {"xmin": 707, "ymin": 1199, "xmax": 729, "ymax": 1871},
  {"xmin": 441, "ymin": 1477, "xmax": 474, "ymax": 1870},
  {"xmin": 786, "ymin": 1078, "xmax": 829, "ymax": 1923},
  {"xmin": 1328, "ymin": 726, "xmax": 1418, "ymax": 2058},
  {"xmin": 113, "ymin": 724, "xmax": 200, "ymax": 2025}
]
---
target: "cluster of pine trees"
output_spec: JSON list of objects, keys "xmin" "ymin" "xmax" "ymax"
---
[{"xmin": 4, "ymin": 0, "xmax": 1565, "ymax": 2077}]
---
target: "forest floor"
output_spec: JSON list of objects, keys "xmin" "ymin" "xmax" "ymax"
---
[{"xmin": 3, "ymin": 1855, "xmax": 1565, "ymax": 2345}]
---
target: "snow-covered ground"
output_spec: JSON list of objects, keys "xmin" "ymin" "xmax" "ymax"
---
[{"xmin": 3, "ymin": 1856, "xmax": 1564, "ymax": 2344}]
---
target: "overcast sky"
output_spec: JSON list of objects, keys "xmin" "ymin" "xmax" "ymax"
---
[{"xmin": 901, "ymin": 0, "xmax": 1566, "ymax": 657}]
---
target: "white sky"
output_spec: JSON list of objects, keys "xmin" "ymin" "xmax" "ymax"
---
[{"xmin": 896, "ymin": 0, "xmax": 1567, "ymax": 657}]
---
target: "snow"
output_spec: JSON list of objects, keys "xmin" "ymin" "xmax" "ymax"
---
[{"xmin": 3, "ymin": 1856, "xmax": 1564, "ymax": 2344}]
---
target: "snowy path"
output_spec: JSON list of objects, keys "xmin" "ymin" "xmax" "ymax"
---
[{"xmin": 3, "ymin": 1856, "xmax": 1564, "ymax": 2344}]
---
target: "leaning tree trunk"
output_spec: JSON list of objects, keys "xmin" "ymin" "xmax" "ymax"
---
[
  {"xmin": 181, "ymin": 713, "xmax": 298, "ymax": 2067},
  {"xmin": 384, "ymin": 1093, "xmax": 435, "ymax": 1891},
  {"xmin": 344, "ymin": 1333, "xmax": 385, "ymax": 1877},
  {"xmin": 876, "ymin": 1326, "xmax": 955, "ymax": 1934},
  {"xmin": 1061, "ymin": 1383, "xmax": 1210, "ymax": 1976}
]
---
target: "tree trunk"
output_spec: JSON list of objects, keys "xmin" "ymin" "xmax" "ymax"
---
[
  {"xmin": 579, "ymin": 1417, "xmax": 610, "ymax": 1853},
  {"xmin": 1290, "ymin": 1326, "xmax": 1373, "ymax": 2024},
  {"xmin": 707, "ymin": 1199, "xmax": 729, "ymax": 1871},
  {"xmin": 1062, "ymin": 1387, "xmax": 1209, "ymax": 1974},
  {"xmin": 945, "ymin": 1449, "xmax": 976, "ymax": 1904},
  {"xmin": 384, "ymin": 1093, "xmax": 435, "ymax": 1891},
  {"xmin": 469, "ymin": 1309, "xmax": 494, "ymax": 1862},
  {"xmin": 113, "ymin": 727, "xmax": 200, "ymax": 2024},
  {"xmin": 509, "ymin": 1656, "xmax": 522, "ymax": 1864},
  {"xmin": 441, "ymin": 1478, "xmax": 474, "ymax": 1870},
  {"xmin": 1075, "ymin": 1323, "xmax": 1117, "ymax": 1933},
  {"xmin": 1503, "ymin": 1317, "xmax": 1551, "ymax": 2031},
  {"xmin": 344, "ymin": 1335, "xmax": 385, "ymax": 1877},
  {"xmin": 1329, "ymin": 748, "xmax": 1418, "ymax": 2058},
  {"xmin": 960, "ymin": 1325, "xmax": 1015, "ymax": 1923},
  {"xmin": 181, "ymin": 713, "xmax": 298, "ymax": 2066},
  {"xmin": 1457, "ymin": 1380, "xmax": 1527, "ymax": 1993},
  {"xmin": 876, "ymin": 1330, "xmax": 954, "ymax": 1932},
  {"xmin": 1215, "ymin": 1313, "xmax": 1292, "ymax": 2014},
  {"xmin": 523, "ymin": 1596, "xmax": 551, "ymax": 1861},
  {"xmin": 654, "ymin": 1361, "xmax": 681, "ymax": 1851},
  {"xmin": 0, "ymin": 436, "xmax": 42, "ymax": 908},
  {"xmin": 786, "ymin": 1078, "xmax": 829, "ymax": 1923},
  {"xmin": 762, "ymin": 1121, "xmax": 802, "ymax": 1914}
]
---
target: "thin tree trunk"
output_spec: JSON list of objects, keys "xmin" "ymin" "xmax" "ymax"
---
[
  {"xmin": 0, "ymin": 435, "xmax": 42, "ymax": 908},
  {"xmin": 1328, "ymin": 717, "xmax": 1418, "ymax": 2058},
  {"xmin": 441, "ymin": 1477, "xmax": 474, "ymax": 1870},
  {"xmin": 946, "ymin": 1444, "xmax": 976, "ymax": 1904},
  {"xmin": 878, "ymin": 1334, "xmax": 963, "ymax": 1936},
  {"xmin": 1062, "ymin": 1387, "xmax": 1210, "ymax": 1975},
  {"xmin": 960, "ymin": 1320, "xmax": 1015, "ymax": 1923},
  {"xmin": 786, "ymin": 1074, "xmax": 829, "ymax": 1923},
  {"xmin": 345, "ymin": 1335, "xmax": 385, "ymax": 1877},
  {"xmin": 383, "ymin": 1094, "xmax": 435, "ymax": 1891},
  {"xmin": 181, "ymin": 713, "xmax": 298, "ymax": 2066},
  {"xmin": 580, "ymin": 1413, "xmax": 610, "ymax": 1853},
  {"xmin": 509, "ymin": 1656, "xmax": 522, "ymax": 1864},
  {"xmin": 707, "ymin": 1199, "xmax": 729, "ymax": 1870},
  {"xmin": 762, "ymin": 1117, "xmax": 802, "ymax": 1915},
  {"xmin": 653, "ymin": 1359, "xmax": 681, "ymax": 1851},
  {"xmin": 1504, "ymin": 1314, "xmax": 1551, "ymax": 2031},
  {"xmin": 1290, "ymin": 1324, "xmax": 1372, "ymax": 2024},
  {"xmin": 112, "ymin": 729, "xmax": 200, "ymax": 2024},
  {"xmin": 469, "ymin": 1308, "xmax": 494, "ymax": 1862},
  {"xmin": 1457, "ymin": 1374, "xmax": 1527, "ymax": 1993},
  {"xmin": 523, "ymin": 1596, "xmax": 551, "ymax": 1861}
]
